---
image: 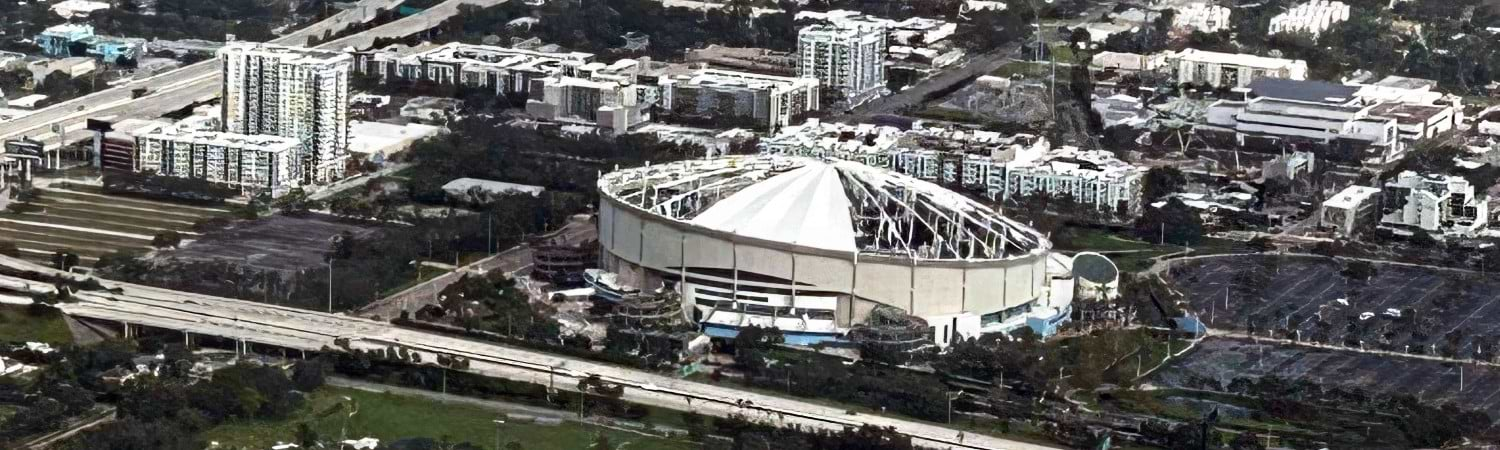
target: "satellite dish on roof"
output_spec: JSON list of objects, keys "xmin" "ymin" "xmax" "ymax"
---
[{"xmin": 1072, "ymin": 252, "xmax": 1120, "ymax": 300}]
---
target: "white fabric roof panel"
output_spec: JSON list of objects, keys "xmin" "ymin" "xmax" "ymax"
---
[{"xmin": 689, "ymin": 162, "xmax": 858, "ymax": 253}]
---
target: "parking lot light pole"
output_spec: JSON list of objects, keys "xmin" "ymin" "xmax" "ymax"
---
[{"xmin": 328, "ymin": 258, "xmax": 334, "ymax": 313}]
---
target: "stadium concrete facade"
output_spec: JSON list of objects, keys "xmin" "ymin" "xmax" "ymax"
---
[{"xmin": 596, "ymin": 156, "xmax": 1072, "ymax": 345}]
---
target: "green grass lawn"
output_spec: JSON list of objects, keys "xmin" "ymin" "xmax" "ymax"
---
[
  {"xmin": 202, "ymin": 386, "xmax": 694, "ymax": 450},
  {"xmin": 1055, "ymin": 227, "xmax": 1156, "ymax": 253},
  {"xmin": 0, "ymin": 304, "xmax": 73, "ymax": 344},
  {"xmin": 1049, "ymin": 44, "xmax": 1079, "ymax": 65},
  {"xmin": 1055, "ymin": 226, "xmax": 1246, "ymax": 273}
]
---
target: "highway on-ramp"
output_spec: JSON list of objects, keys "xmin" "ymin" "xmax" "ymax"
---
[{"xmin": 0, "ymin": 255, "xmax": 1057, "ymax": 450}]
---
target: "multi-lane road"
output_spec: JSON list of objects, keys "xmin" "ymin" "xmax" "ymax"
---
[
  {"xmin": 0, "ymin": 0, "xmax": 502, "ymax": 147},
  {"xmin": 0, "ymin": 254, "xmax": 1055, "ymax": 450}
]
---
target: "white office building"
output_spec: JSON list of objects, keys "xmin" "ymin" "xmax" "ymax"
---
[
  {"xmin": 219, "ymin": 42, "xmax": 352, "ymax": 184},
  {"xmin": 1381, "ymin": 171, "xmax": 1489, "ymax": 235},
  {"xmin": 1205, "ymin": 77, "xmax": 1458, "ymax": 166},
  {"xmin": 1320, "ymin": 185, "xmax": 1380, "ymax": 236},
  {"xmin": 1269, "ymin": 1, "xmax": 1351, "ymax": 37},
  {"xmin": 1000, "ymin": 147, "xmax": 1145, "ymax": 215},
  {"xmin": 525, "ymin": 76, "xmax": 646, "ymax": 134},
  {"xmin": 1163, "ymin": 48, "xmax": 1308, "ymax": 88},
  {"xmin": 1353, "ymin": 76, "xmax": 1463, "ymax": 141},
  {"xmin": 659, "ymin": 69, "xmax": 820, "ymax": 130},
  {"xmin": 134, "ymin": 124, "xmax": 301, "ymax": 197},
  {"xmin": 798, "ymin": 21, "xmax": 887, "ymax": 106}
]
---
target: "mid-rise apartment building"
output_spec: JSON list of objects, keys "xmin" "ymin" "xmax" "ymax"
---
[
  {"xmin": 1269, "ymin": 1, "xmax": 1350, "ymax": 37},
  {"xmin": 658, "ymin": 69, "xmax": 820, "ymax": 130},
  {"xmin": 1173, "ymin": 3, "xmax": 1232, "ymax": 33},
  {"xmin": 352, "ymin": 42, "xmax": 593, "ymax": 96},
  {"xmin": 134, "ymin": 123, "xmax": 301, "ymax": 197},
  {"xmin": 219, "ymin": 42, "xmax": 351, "ymax": 183},
  {"xmin": 1164, "ymin": 48, "xmax": 1308, "ymax": 88},
  {"xmin": 1000, "ymin": 147, "xmax": 1145, "ymax": 215},
  {"xmin": 758, "ymin": 119, "xmax": 1050, "ymax": 195},
  {"xmin": 798, "ymin": 21, "xmax": 887, "ymax": 105}
]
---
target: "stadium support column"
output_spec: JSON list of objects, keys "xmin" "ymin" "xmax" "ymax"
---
[
  {"xmin": 909, "ymin": 256, "xmax": 916, "ymax": 313},
  {"xmin": 679, "ymin": 233, "xmax": 688, "ymax": 322},
  {"xmin": 848, "ymin": 252, "xmax": 859, "ymax": 326},
  {"xmin": 790, "ymin": 254, "xmax": 797, "ymax": 310},
  {"xmin": 731, "ymin": 242, "xmax": 739, "ymax": 324}
]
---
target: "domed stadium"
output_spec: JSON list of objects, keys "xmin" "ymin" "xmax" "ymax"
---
[{"xmin": 593, "ymin": 155, "xmax": 1073, "ymax": 345}]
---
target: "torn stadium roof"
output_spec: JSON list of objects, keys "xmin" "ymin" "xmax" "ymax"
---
[{"xmin": 598, "ymin": 156, "xmax": 1048, "ymax": 260}]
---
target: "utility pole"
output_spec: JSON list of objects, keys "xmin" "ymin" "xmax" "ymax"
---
[
  {"xmin": 946, "ymin": 391, "xmax": 962, "ymax": 424},
  {"xmin": 327, "ymin": 258, "xmax": 334, "ymax": 313}
]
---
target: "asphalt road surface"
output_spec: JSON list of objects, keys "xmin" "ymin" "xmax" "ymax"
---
[
  {"xmin": 1169, "ymin": 254, "xmax": 1500, "ymax": 358},
  {"xmin": 356, "ymin": 217, "xmax": 597, "ymax": 320},
  {"xmin": 0, "ymin": 0, "xmax": 502, "ymax": 147}
]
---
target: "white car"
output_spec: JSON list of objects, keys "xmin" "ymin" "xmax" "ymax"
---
[
  {"xmin": 1334, "ymin": 298, "xmax": 1349, "ymax": 306},
  {"xmin": 1383, "ymin": 308, "xmax": 1402, "ymax": 318},
  {"xmin": 1359, "ymin": 312, "xmax": 1375, "ymax": 321}
]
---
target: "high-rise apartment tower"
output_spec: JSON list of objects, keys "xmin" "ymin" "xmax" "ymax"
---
[
  {"xmin": 797, "ymin": 20, "xmax": 886, "ymax": 106},
  {"xmin": 219, "ymin": 42, "xmax": 351, "ymax": 183}
]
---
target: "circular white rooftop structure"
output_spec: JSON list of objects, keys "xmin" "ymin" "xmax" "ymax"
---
[
  {"xmin": 595, "ymin": 156, "xmax": 1060, "ymax": 345},
  {"xmin": 599, "ymin": 156, "xmax": 1050, "ymax": 259},
  {"xmin": 1072, "ymin": 252, "xmax": 1120, "ymax": 300}
]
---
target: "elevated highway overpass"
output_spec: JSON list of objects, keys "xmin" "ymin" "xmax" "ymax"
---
[{"xmin": 0, "ymin": 255, "xmax": 1055, "ymax": 450}]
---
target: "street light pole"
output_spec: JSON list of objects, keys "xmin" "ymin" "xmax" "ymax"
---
[{"xmin": 327, "ymin": 258, "xmax": 334, "ymax": 313}]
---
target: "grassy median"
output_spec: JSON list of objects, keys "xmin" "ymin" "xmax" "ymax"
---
[{"xmin": 0, "ymin": 304, "xmax": 72, "ymax": 344}]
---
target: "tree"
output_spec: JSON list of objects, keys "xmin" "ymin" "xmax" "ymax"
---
[
  {"xmin": 1133, "ymin": 198, "xmax": 1204, "ymax": 246},
  {"xmin": 296, "ymin": 422, "xmax": 320, "ymax": 447},
  {"xmin": 1246, "ymin": 237, "xmax": 1275, "ymax": 253},
  {"xmin": 1341, "ymin": 260, "xmax": 1377, "ymax": 282},
  {"xmin": 732, "ymin": 326, "xmax": 784, "ymax": 371},
  {"xmin": 291, "ymin": 360, "xmax": 328, "ymax": 392},
  {"xmin": 1141, "ymin": 166, "xmax": 1186, "ymax": 202},
  {"xmin": 0, "ymin": 241, "xmax": 19, "ymax": 257},
  {"xmin": 62, "ymin": 418, "xmax": 200, "ymax": 450},
  {"xmin": 152, "ymin": 230, "xmax": 183, "ymax": 249}
]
